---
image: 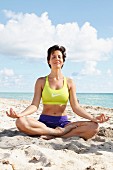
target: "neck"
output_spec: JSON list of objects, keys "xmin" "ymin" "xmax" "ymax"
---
[{"xmin": 49, "ymin": 69, "xmax": 63, "ymax": 80}]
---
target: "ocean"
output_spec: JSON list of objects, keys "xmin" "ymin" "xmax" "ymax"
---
[{"xmin": 0, "ymin": 92, "xmax": 113, "ymax": 108}]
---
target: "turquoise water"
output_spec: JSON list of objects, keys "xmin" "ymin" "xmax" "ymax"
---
[
  {"xmin": 77, "ymin": 93, "xmax": 113, "ymax": 108},
  {"xmin": 0, "ymin": 92, "xmax": 34, "ymax": 101},
  {"xmin": 0, "ymin": 92, "xmax": 113, "ymax": 108}
]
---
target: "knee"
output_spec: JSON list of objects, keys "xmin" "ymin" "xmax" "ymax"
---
[
  {"xmin": 91, "ymin": 122, "xmax": 99, "ymax": 134},
  {"xmin": 84, "ymin": 122, "xmax": 99, "ymax": 140},
  {"xmin": 16, "ymin": 117, "xmax": 28, "ymax": 131}
]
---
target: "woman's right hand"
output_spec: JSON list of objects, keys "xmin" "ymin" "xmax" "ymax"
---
[{"xmin": 6, "ymin": 108, "xmax": 20, "ymax": 118}]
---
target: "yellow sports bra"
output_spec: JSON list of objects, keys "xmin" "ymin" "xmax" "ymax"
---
[{"xmin": 42, "ymin": 76, "xmax": 69, "ymax": 105}]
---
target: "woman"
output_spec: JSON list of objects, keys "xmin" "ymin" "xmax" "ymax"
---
[{"xmin": 6, "ymin": 45, "xmax": 109, "ymax": 140}]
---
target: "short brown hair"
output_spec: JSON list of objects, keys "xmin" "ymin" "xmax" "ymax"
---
[{"xmin": 47, "ymin": 45, "xmax": 66, "ymax": 68}]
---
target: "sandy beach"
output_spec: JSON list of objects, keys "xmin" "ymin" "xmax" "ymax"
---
[{"xmin": 0, "ymin": 98, "xmax": 113, "ymax": 170}]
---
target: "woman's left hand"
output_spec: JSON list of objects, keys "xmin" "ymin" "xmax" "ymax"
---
[{"xmin": 95, "ymin": 114, "xmax": 109, "ymax": 123}]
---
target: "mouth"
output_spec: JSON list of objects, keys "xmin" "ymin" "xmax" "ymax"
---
[{"xmin": 54, "ymin": 61, "xmax": 60, "ymax": 64}]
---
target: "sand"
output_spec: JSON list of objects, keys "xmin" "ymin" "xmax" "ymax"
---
[{"xmin": 0, "ymin": 98, "xmax": 113, "ymax": 170}]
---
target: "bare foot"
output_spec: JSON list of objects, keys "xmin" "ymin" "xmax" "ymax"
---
[
  {"xmin": 41, "ymin": 135, "xmax": 55, "ymax": 140},
  {"xmin": 50, "ymin": 124, "xmax": 78, "ymax": 137},
  {"xmin": 41, "ymin": 125, "xmax": 74, "ymax": 140}
]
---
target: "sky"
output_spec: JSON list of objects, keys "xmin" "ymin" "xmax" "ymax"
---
[{"xmin": 0, "ymin": 0, "xmax": 113, "ymax": 93}]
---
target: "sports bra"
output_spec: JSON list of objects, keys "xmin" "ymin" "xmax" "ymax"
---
[{"xmin": 42, "ymin": 76, "xmax": 69, "ymax": 105}]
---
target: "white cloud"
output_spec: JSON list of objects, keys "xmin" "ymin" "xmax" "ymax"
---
[
  {"xmin": 107, "ymin": 69, "xmax": 112, "ymax": 77},
  {"xmin": 80, "ymin": 61, "xmax": 101, "ymax": 76},
  {"xmin": 0, "ymin": 68, "xmax": 14, "ymax": 76},
  {"xmin": 0, "ymin": 68, "xmax": 23, "ymax": 88},
  {"xmin": 0, "ymin": 10, "xmax": 113, "ymax": 62}
]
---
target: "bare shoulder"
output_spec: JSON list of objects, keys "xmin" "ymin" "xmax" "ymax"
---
[
  {"xmin": 66, "ymin": 77, "xmax": 75, "ymax": 85},
  {"xmin": 36, "ymin": 76, "xmax": 46, "ymax": 82},
  {"xmin": 66, "ymin": 77, "xmax": 74, "ymax": 83},
  {"xmin": 35, "ymin": 76, "xmax": 46, "ymax": 88},
  {"xmin": 66, "ymin": 77, "xmax": 75, "ymax": 89}
]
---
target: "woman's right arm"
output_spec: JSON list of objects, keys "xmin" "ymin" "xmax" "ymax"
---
[{"xmin": 6, "ymin": 77, "xmax": 44, "ymax": 118}]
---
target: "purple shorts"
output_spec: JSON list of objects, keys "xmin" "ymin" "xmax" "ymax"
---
[{"xmin": 38, "ymin": 114, "xmax": 71, "ymax": 128}]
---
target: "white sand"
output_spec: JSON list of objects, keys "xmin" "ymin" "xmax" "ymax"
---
[{"xmin": 0, "ymin": 98, "xmax": 113, "ymax": 170}]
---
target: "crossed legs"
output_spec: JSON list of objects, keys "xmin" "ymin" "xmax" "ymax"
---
[
  {"xmin": 16, "ymin": 116, "xmax": 76, "ymax": 137},
  {"xmin": 62, "ymin": 121, "xmax": 99, "ymax": 140},
  {"xmin": 16, "ymin": 116, "xmax": 99, "ymax": 140}
]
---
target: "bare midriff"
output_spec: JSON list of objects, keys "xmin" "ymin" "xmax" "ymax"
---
[{"xmin": 42, "ymin": 104, "xmax": 67, "ymax": 116}]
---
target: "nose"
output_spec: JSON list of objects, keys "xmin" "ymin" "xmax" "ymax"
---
[
  {"xmin": 55, "ymin": 56, "xmax": 60, "ymax": 60},
  {"xmin": 56, "ymin": 56, "xmax": 59, "ymax": 60}
]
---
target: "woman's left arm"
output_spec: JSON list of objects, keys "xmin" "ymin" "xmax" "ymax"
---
[{"xmin": 68, "ymin": 78, "xmax": 109, "ymax": 123}]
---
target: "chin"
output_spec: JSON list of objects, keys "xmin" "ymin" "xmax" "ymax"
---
[{"xmin": 55, "ymin": 65, "xmax": 62, "ymax": 69}]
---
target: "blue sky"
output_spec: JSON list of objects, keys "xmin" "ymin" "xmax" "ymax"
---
[{"xmin": 0, "ymin": 0, "xmax": 113, "ymax": 93}]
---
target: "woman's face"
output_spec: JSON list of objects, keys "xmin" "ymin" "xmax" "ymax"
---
[{"xmin": 49, "ymin": 50, "xmax": 64, "ymax": 69}]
